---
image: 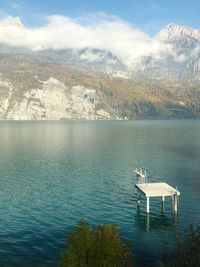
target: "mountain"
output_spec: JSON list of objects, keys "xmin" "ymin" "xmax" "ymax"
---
[
  {"xmin": 155, "ymin": 23, "xmax": 200, "ymax": 42},
  {"xmin": 1, "ymin": 22, "xmax": 200, "ymax": 83},
  {"xmin": 134, "ymin": 23, "xmax": 200, "ymax": 83},
  {"xmin": 0, "ymin": 23, "xmax": 200, "ymax": 120},
  {"xmin": 0, "ymin": 55, "xmax": 112, "ymax": 120},
  {"xmin": 35, "ymin": 24, "xmax": 200, "ymax": 83},
  {"xmin": 157, "ymin": 23, "xmax": 200, "ymax": 82}
]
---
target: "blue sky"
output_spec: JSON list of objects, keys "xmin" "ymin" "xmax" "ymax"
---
[{"xmin": 0, "ymin": 0, "xmax": 200, "ymax": 35}]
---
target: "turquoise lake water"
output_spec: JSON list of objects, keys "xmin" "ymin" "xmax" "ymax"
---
[{"xmin": 0, "ymin": 120, "xmax": 199, "ymax": 267}]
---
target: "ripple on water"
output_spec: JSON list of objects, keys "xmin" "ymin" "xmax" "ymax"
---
[{"xmin": 0, "ymin": 120, "xmax": 199, "ymax": 267}]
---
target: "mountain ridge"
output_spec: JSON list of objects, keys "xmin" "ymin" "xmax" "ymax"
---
[
  {"xmin": 155, "ymin": 23, "xmax": 200, "ymax": 42},
  {"xmin": 0, "ymin": 22, "xmax": 199, "ymax": 120}
]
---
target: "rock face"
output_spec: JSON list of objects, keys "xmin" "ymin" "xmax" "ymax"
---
[
  {"xmin": 33, "ymin": 23, "xmax": 200, "ymax": 83},
  {"xmin": 0, "ymin": 22, "xmax": 200, "ymax": 120},
  {"xmin": 155, "ymin": 23, "xmax": 200, "ymax": 42},
  {"xmin": 1, "ymin": 22, "xmax": 200, "ymax": 83},
  {"xmin": 0, "ymin": 77, "xmax": 111, "ymax": 120},
  {"xmin": 143, "ymin": 23, "xmax": 200, "ymax": 82},
  {"xmin": 162, "ymin": 24, "xmax": 200, "ymax": 82}
]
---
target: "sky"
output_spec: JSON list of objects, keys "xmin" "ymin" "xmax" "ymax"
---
[
  {"xmin": 0, "ymin": 0, "xmax": 200, "ymax": 35},
  {"xmin": 0, "ymin": 0, "xmax": 199, "ymax": 66}
]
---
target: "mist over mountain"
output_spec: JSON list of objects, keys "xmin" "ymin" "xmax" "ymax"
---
[{"xmin": 0, "ymin": 17, "xmax": 199, "ymax": 120}]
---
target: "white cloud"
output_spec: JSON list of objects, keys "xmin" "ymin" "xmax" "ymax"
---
[{"xmin": 0, "ymin": 13, "xmax": 175, "ymax": 67}]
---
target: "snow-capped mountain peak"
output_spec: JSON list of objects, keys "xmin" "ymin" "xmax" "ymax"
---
[{"xmin": 155, "ymin": 23, "xmax": 200, "ymax": 42}]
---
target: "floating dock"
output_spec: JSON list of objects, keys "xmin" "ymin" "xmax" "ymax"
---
[{"xmin": 135, "ymin": 169, "xmax": 180, "ymax": 214}]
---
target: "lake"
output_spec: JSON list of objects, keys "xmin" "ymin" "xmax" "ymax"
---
[{"xmin": 0, "ymin": 120, "xmax": 199, "ymax": 266}]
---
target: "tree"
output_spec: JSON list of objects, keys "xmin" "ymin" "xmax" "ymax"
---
[
  {"xmin": 166, "ymin": 225, "xmax": 200, "ymax": 267},
  {"xmin": 59, "ymin": 220, "xmax": 132, "ymax": 267}
]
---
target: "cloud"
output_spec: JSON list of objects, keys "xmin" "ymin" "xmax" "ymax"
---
[{"xmin": 0, "ymin": 13, "xmax": 175, "ymax": 67}]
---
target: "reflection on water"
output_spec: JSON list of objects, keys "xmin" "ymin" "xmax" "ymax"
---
[
  {"xmin": 135, "ymin": 208, "xmax": 178, "ymax": 233},
  {"xmin": 134, "ymin": 204, "xmax": 179, "ymax": 266},
  {"xmin": 0, "ymin": 120, "xmax": 199, "ymax": 267}
]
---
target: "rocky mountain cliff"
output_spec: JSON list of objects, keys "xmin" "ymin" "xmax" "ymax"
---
[
  {"xmin": 0, "ymin": 23, "xmax": 200, "ymax": 120},
  {"xmin": 135, "ymin": 23, "xmax": 200, "ymax": 83},
  {"xmin": 156, "ymin": 23, "xmax": 200, "ymax": 42},
  {"xmin": 0, "ymin": 64, "xmax": 111, "ymax": 120},
  {"xmin": 2, "ymin": 77, "xmax": 111, "ymax": 120}
]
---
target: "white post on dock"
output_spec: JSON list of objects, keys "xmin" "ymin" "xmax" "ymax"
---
[
  {"xmin": 137, "ymin": 190, "xmax": 140, "ymax": 204},
  {"xmin": 172, "ymin": 194, "xmax": 178, "ymax": 213},
  {"xmin": 173, "ymin": 194, "xmax": 178, "ymax": 213},
  {"xmin": 146, "ymin": 214, "xmax": 150, "ymax": 232},
  {"xmin": 161, "ymin": 196, "xmax": 165, "ymax": 212},
  {"xmin": 146, "ymin": 196, "xmax": 150, "ymax": 213}
]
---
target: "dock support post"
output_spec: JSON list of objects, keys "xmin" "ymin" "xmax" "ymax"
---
[
  {"xmin": 146, "ymin": 214, "xmax": 150, "ymax": 232},
  {"xmin": 161, "ymin": 196, "xmax": 165, "ymax": 212},
  {"xmin": 146, "ymin": 196, "xmax": 150, "ymax": 214},
  {"xmin": 174, "ymin": 194, "xmax": 178, "ymax": 213},
  {"xmin": 137, "ymin": 190, "xmax": 140, "ymax": 204},
  {"xmin": 172, "ymin": 194, "xmax": 178, "ymax": 213}
]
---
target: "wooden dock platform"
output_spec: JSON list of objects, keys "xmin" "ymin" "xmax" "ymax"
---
[{"xmin": 135, "ymin": 181, "xmax": 180, "ymax": 214}]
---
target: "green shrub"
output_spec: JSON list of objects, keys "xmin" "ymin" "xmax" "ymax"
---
[{"xmin": 59, "ymin": 220, "xmax": 132, "ymax": 267}]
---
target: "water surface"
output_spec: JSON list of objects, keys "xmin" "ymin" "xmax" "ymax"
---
[{"xmin": 0, "ymin": 120, "xmax": 199, "ymax": 266}]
